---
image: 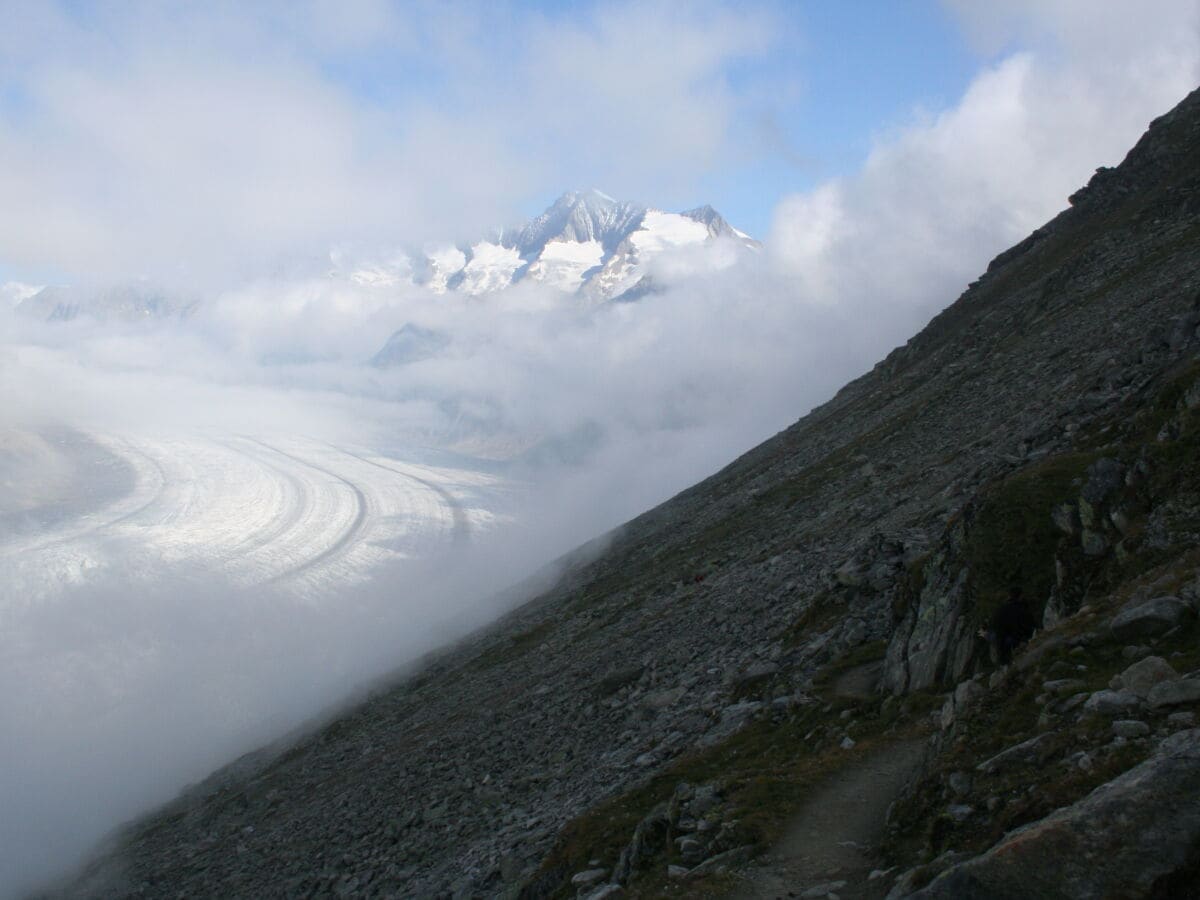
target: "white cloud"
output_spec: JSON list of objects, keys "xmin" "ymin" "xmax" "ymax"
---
[
  {"xmin": 0, "ymin": 1, "xmax": 773, "ymax": 286},
  {"xmin": 768, "ymin": 0, "xmax": 1199, "ymax": 353}
]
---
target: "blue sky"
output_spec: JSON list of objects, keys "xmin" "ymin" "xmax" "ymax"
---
[
  {"xmin": 0, "ymin": 0, "xmax": 1196, "ymax": 285},
  {"xmin": 522, "ymin": 1, "xmax": 986, "ymax": 235},
  {"xmin": 288, "ymin": 1, "xmax": 986, "ymax": 236},
  {"xmin": 695, "ymin": 2, "xmax": 982, "ymax": 236}
]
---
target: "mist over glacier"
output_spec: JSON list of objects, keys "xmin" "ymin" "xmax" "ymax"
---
[{"xmin": 1, "ymin": 1, "xmax": 1197, "ymax": 896}]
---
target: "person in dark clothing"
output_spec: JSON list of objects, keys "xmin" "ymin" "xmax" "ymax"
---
[{"xmin": 979, "ymin": 588, "xmax": 1037, "ymax": 665}]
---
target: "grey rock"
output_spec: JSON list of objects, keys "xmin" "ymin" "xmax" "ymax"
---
[
  {"xmin": 641, "ymin": 687, "xmax": 685, "ymax": 710},
  {"xmin": 1083, "ymin": 689, "xmax": 1144, "ymax": 716},
  {"xmin": 571, "ymin": 868, "xmax": 608, "ymax": 886},
  {"xmin": 677, "ymin": 837, "xmax": 704, "ymax": 862},
  {"xmin": 910, "ymin": 730, "xmax": 1200, "ymax": 899},
  {"xmin": 1185, "ymin": 378, "xmax": 1200, "ymax": 410},
  {"xmin": 686, "ymin": 844, "xmax": 755, "ymax": 876},
  {"xmin": 938, "ymin": 696, "xmax": 957, "ymax": 730},
  {"xmin": 612, "ymin": 803, "xmax": 669, "ymax": 883},
  {"xmin": 720, "ymin": 700, "xmax": 762, "ymax": 722},
  {"xmin": 696, "ymin": 701, "xmax": 762, "ymax": 747},
  {"xmin": 1168, "ymin": 711, "xmax": 1196, "ymax": 727},
  {"xmin": 883, "ymin": 563, "xmax": 974, "ymax": 695},
  {"xmin": 947, "ymin": 771, "xmax": 972, "ymax": 797},
  {"xmin": 1115, "ymin": 655, "xmax": 1178, "ymax": 697},
  {"xmin": 1109, "ymin": 595, "xmax": 1195, "ymax": 641},
  {"xmin": 801, "ymin": 880, "xmax": 848, "ymax": 898},
  {"xmin": 688, "ymin": 784, "xmax": 721, "ymax": 817},
  {"xmin": 954, "ymin": 678, "xmax": 986, "ymax": 710},
  {"xmin": 1111, "ymin": 719, "xmax": 1151, "ymax": 738},
  {"xmin": 1051, "ymin": 503, "xmax": 1080, "ymax": 535},
  {"xmin": 887, "ymin": 853, "xmax": 971, "ymax": 899},
  {"xmin": 977, "ymin": 733, "xmax": 1056, "ymax": 774},
  {"xmin": 1148, "ymin": 678, "xmax": 1200, "ymax": 709},
  {"xmin": 1059, "ymin": 691, "xmax": 1090, "ymax": 713},
  {"xmin": 1042, "ymin": 678, "xmax": 1086, "ymax": 696},
  {"xmin": 946, "ymin": 804, "xmax": 974, "ymax": 823},
  {"xmin": 1080, "ymin": 457, "xmax": 1124, "ymax": 509},
  {"xmin": 835, "ymin": 559, "xmax": 866, "ymax": 587},
  {"xmin": 843, "ymin": 618, "xmax": 869, "ymax": 646},
  {"xmin": 1014, "ymin": 635, "xmax": 1068, "ymax": 674},
  {"xmin": 1081, "ymin": 529, "xmax": 1109, "ymax": 556}
]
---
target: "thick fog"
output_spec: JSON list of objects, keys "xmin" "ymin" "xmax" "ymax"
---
[{"xmin": 1, "ymin": 1, "xmax": 1197, "ymax": 896}]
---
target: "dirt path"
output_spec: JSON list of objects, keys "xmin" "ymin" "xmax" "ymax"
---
[{"xmin": 727, "ymin": 737, "xmax": 927, "ymax": 899}]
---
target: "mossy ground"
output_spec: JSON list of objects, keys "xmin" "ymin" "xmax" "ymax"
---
[
  {"xmin": 962, "ymin": 451, "xmax": 1096, "ymax": 626},
  {"xmin": 878, "ymin": 363, "xmax": 1200, "ymax": 873},
  {"xmin": 529, "ymin": 642, "xmax": 939, "ymax": 897},
  {"xmin": 881, "ymin": 601, "xmax": 1200, "ymax": 879}
]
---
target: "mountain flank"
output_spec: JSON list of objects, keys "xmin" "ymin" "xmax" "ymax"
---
[{"xmin": 49, "ymin": 86, "xmax": 1200, "ymax": 899}]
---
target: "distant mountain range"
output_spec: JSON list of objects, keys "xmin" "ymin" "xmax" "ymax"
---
[
  {"xmin": 12, "ymin": 283, "xmax": 199, "ymax": 322},
  {"xmin": 5, "ymin": 191, "xmax": 757, "ymax": 331},
  {"xmin": 346, "ymin": 189, "xmax": 759, "ymax": 302}
]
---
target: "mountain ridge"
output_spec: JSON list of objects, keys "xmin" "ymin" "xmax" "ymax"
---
[
  {"xmin": 9, "ymin": 191, "xmax": 757, "ymax": 321},
  {"xmin": 402, "ymin": 189, "xmax": 758, "ymax": 300}
]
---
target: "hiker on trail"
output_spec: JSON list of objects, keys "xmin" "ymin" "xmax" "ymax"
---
[{"xmin": 978, "ymin": 588, "xmax": 1037, "ymax": 665}]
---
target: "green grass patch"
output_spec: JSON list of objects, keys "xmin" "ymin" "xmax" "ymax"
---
[
  {"xmin": 962, "ymin": 452, "xmax": 1096, "ymax": 627},
  {"xmin": 529, "ymin": 692, "xmax": 929, "ymax": 897}
]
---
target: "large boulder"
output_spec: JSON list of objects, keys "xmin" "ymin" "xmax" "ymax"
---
[
  {"xmin": 883, "ymin": 545, "xmax": 975, "ymax": 695},
  {"xmin": 1082, "ymin": 689, "xmax": 1144, "ymax": 717},
  {"xmin": 1148, "ymin": 678, "xmax": 1200, "ymax": 709},
  {"xmin": 1109, "ymin": 596, "xmax": 1194, "ymax": 641},
  {"xmin": 908, "ymin": 729, "xmax": 1200, "ymax": 898},
  {"xmin": 1115, "ymin": 655, "xmax": 1178, "ymax": 698}
]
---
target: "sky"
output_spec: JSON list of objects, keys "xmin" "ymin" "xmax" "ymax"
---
[
  {"xmin": 1, "ymin": 1, "xmax": 1199, "ymax": 896},
  {"xmin": 1, "ymin": 0, "xmax": 1163, "ymax": 287}
]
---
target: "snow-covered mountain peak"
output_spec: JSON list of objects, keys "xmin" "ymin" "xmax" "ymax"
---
[
  {"xmin": 509, "ymin": 189, "xmax": 646, "ymax": 255},
  {"xmin": 680, "ymin": 205, "xmax": 748, "ymax": 240},
  {"xmin": 341, "ymin": 190, "xmax": 758, "ymax": 303}
]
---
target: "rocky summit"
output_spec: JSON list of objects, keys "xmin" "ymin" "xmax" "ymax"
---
[{"xmin": 49, "ymin": 86, "xmax": 1200, "ymax": 899}]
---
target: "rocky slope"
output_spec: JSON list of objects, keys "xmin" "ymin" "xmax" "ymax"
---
[{"xmin": 48, "ymin": 86, "xmax": 1200, "ymax": 899}]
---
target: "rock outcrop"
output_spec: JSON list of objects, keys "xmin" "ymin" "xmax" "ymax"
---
[{"xmin": 911, "ymin": 730, "xmax": 1200, "ymax": 899}]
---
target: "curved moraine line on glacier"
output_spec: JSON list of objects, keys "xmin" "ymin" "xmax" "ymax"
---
[
  {"xmin": 99, "ymin": 439, "xmax": 171, "ymax": 530},
  {"xmin": 241, "ymin": 438, "xmax": 373, "ymax": 582},
  {"xmin": 2, "ymin": 430, "xmax": 484, "ymax": 603},
  {"xmin": 325, "ymin": 445, "xmax": 470, "ymax": 549},
  {"xmin": 211, "ymin": 438, "xmax": 314, "ymax": 562}
]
